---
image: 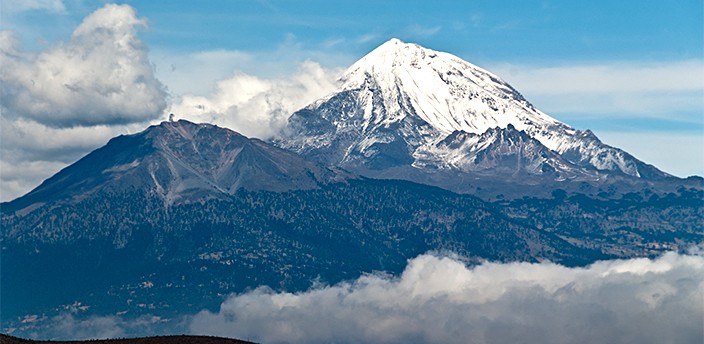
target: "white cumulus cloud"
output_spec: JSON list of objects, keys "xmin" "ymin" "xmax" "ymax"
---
[
  {"xmin": 0, "ymin": 4, "xmax": 166, "ymax": 127},
  {"xmin": 189, "ymin": 252, "xmax": 704, "ymax": 344},
  {"xmin": 15, "ymin": 252, "xmax": 703, "ymax": 343},
  {"xmin": 168, "ymin": 61, "xmax": 340, "ymax": 139}
]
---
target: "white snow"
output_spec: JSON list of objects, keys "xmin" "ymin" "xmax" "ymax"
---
[
  {"xmin": 287, "ymin": 39, "xmax": 666, "ymax": 178},
  {"xmin": 342, "ymin": 39, "xmax": 562, "ymax": 136}
]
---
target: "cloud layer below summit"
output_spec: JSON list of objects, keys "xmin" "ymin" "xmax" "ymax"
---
[{"xmin": 28, "ymin": 252, "xmax": 704, "ymax": 344}]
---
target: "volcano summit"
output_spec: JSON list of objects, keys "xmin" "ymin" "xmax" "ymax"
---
[{"xmin": 278, "ymin": 39, "xmax": 686, "ymax": 197}]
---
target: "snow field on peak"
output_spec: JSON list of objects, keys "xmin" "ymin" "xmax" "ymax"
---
[{"xmin": 342, "ymin": 39, "xmax": 563, "ymax": 137}]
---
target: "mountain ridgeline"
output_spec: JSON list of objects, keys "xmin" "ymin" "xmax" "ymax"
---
[
  {"xmin": 7, "ymin": 120, "xmax": 345, "ymax": 213},
  {"xmin": 2, "ymin": 39, "xmax": 702, "ymax": 338}
]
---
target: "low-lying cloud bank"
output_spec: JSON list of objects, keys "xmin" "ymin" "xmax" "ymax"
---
[
  {"xmin": 189, "ymin": 252, "xmax": 704, "ymax": 344},
  {"xmin": 16, "ymin": 252, "xmax": 704, "ymax": 343}
]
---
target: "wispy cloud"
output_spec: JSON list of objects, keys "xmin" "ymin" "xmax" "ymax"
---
[
  {"xmin": 356, "ymin": 33, "xmax": 379, "ymax": 44},
  {"xmin": 321, "ymin": 37, "xmax": 346, "ymax": 49},
  {"xmin": 596, "ymin": 131, "xmax": 704, "ymax": 177},
  {"xmin": 1, "ymin": 0, "xmax": 66, "ymax": 14},
  {"xmin": 405, "ymin": 24, "xmax": 442, "ymax": 39},
  {"xmin": 12, "ymin": 313, "xmax": 169, "ymax": 341},
  {"xmin": 469, "ymin": 14, "xmax": 482, "ymax": 27},
  {"xmin": 152, "ymin": 49, "xmax": 254, "ymax": 97},
  {"xmin": 489, "ymin": 60, "xmax": 704, "ymax": 118}
]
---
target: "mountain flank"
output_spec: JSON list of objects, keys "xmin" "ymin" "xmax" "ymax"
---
[{"xmin": 5, "ymin": 120, "xmax": 347, "ymax": 214}]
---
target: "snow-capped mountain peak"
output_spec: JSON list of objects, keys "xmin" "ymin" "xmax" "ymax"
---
[
  {"xmin": 339, "ymin": 38, "xmax": 563, "ymax": 137},
  {"xmin": 278, "ymin": 38, "xmax": 671, "ymax": 192}
]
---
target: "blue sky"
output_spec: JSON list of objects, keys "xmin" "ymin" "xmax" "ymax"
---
[
  {"xmin": 7, "ymin": 1, "xmax": 701, "ymax": 61},
  {"xmin": 0, "ymin": 0, "xmax": 702, "ymax": 200}
]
